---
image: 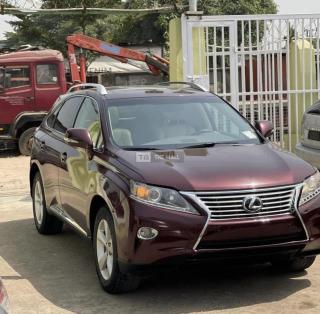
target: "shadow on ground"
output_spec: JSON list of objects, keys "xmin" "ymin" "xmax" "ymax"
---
[
  {"xmin": 0, "ymin": 218, "xmax": 311, "ymax": 314},
  {"xmin": 0, "ymin": 150, "xmax": 19, "ymax": 158}
]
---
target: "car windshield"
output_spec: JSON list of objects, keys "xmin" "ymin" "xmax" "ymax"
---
[{"xmin": 107, "ymin": 96, "xmax": 262, "ymax": 150}]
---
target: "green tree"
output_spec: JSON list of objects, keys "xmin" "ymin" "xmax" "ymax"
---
[{"xmin": 4, "ymin": 0, "xmax": 278, "ymax": 53}]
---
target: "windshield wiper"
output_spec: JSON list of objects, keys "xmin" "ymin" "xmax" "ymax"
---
[
  {"xmin": 182, "ymin": 141, "xmax": 242, "ymax": 149},
  {"xmin": 181, "ymin": 142, "xmax": 217, "ymax": 149},
  {"xmin": 122, "ymin": 147, "xmax": 161, "ymax": 151}
]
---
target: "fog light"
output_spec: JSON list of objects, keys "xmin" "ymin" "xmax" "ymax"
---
[{"xmin": 137, "ymin": 227, "xmax": 158, "ymax": 240}]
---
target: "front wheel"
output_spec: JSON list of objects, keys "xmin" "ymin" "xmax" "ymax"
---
[
  {"xmin": 272, "ymin": 256, "xmax": 316, "ymax": 272},
  {"xmin": 19, "ymin": 127, "xmax": 37, "ymax": 156},
  {"xmin": 93, "ymin": 207, "xmax": 141, "ymax": 294}
]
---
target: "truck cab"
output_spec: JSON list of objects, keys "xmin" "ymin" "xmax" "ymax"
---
[{"xmin": 0, "ymin": 49, "xmax": 67, "ymax": 155}]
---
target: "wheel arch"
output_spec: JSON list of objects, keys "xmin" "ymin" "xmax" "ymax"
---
[
  {"xmin": 29, "ymin": 162, "xmax": 40, "ymax": 195},
  {"xmin": 89, "ymin": 195, "xmax": 112, "ymax": 236},
  {"xmin": 12, "ymin": 112, "xmax": 46, "ymax": 138}
]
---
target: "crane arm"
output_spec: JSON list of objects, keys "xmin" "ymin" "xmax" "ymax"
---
[{"xmin": 66, "ymin": 34, "xmax": 169, "ymax": 84}]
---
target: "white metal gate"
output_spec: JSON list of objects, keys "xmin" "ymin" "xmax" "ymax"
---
[{"xmin": 181, "ymin": 14, "xmax": 320, "ymax": 150}]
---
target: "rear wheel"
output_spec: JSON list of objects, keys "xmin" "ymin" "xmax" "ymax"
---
[
  {"xmin": 32, "ymin": 172, "xmax": 63, "ymax": 234},
  {"xmin": 19, "ymin": 127, "xmax": 37, "ymax": 156},
  {"xmin": 272, "ymin": 256, "xmax": 316, "ymax": 272},
  {"xmin": 93, "ymin": 207, "xmax": 141, "ymax": 294}
]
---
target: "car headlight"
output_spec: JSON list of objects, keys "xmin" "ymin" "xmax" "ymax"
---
[
  {"xmin": 299, "ymin": 171, "xmax": 320, "ymax": 206},
  {"xmin": 130, "ymin": 181, "xmax": 199, "ymax": 214}
]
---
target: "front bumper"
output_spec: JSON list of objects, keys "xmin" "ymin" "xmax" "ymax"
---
[
  {"xmin": 296, "ymin": 143, "xmax": 320, "ymax": 169},
  {"xmin": 118, "ymin": 194, "xmax": 320, "ymax": 267}
]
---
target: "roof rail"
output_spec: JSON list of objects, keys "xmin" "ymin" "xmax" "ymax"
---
[
  {"xmin": 158, "ymin": 81, "xmax": 208, "ymax": 92},
  {"xmin": 68, "ymin": 83, "xmax": 108, "ymax": 95}
]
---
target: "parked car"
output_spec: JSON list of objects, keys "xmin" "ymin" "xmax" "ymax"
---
[
  {"xmin": 296, "ymin": 100, "xmax": 320, "ymax": 169},
  {"xmin": 0, "ymin": 278, "xmax": 9, "ymax": 314},
  {"xmin": 30, "ymin": 82, "xmax": 320, "ymax": 294},
  {"xmin": 0, "ymin": 49, "xmax": 67, "ymax": 155}
]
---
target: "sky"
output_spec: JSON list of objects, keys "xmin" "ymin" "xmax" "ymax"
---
[{"xmin": 1, "ymin": 0, "xmax": 320, "ymax": 40}]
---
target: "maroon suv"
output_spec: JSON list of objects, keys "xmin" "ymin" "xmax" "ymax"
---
[{"xmin": 30, "ymin": 83, "xmax": 320, "ymax": 293}]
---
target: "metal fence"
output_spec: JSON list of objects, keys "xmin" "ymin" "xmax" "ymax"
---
[{"xmin": 181, "ymin": 14, "xmax": 320, "ymax": 150}]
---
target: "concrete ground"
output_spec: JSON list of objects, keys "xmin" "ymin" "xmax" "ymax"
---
[{"xmin": 0, "ymin": 153, "xmax": 320, "ymax": 314}]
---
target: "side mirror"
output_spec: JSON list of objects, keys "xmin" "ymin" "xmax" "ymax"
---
[
  {"xmin": 65, "ymin": 128, "xmax": 93, "ymax": 151},
  {"xmin": 255, "ymin": 120, "xmax": 274, "ymax": 138}
]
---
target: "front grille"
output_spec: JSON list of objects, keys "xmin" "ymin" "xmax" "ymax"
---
[
  {"xmin": 308, "ymin": 130, "xmax": 320, "ymax": 141},
  {"xmin": 195, "ymin": 185, "xmax": 297, "ymax": 220}
]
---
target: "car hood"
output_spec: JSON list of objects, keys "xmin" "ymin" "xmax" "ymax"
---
[{"xmin": 116, "ymin": 143, "xmax": 315, "ymax": 191}]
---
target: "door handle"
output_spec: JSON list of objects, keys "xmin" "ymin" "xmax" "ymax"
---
[
  {"xmin": 25, "ymin": 96, "xmax": 34, "ymax": 101},
  {"xmin": 60, "ymin": 152, "xmax": 67, "ymax": 163}
]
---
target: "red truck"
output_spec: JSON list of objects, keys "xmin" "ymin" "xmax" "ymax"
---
[
  {"xmin": 0, "ymin": 49, "xmax": 67, "ymax": 155},
  {"xmin": 0, "ymin": 35, "xmax": 168, "ymax": 155}
]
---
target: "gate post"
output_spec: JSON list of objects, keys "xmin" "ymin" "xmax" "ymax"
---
[
  {"xmin": 169, "ymin": 16, "xmax": 207, "ymax": 87},
  {"xmin": 169, "ymin": 18, "xmax": 184, "ymax": 81}
]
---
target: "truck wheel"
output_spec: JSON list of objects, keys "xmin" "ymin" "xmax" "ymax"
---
[
  {"xmin": 93, "ymin": 207, "xmax": 141, "ymax": 294},
  {"xmin": 272, "ymin": 256, "xmax": 316, "ymax": 272},
  {"xmin": 18, "ymin": 127, "xmax": 37, "ymax": 156}
]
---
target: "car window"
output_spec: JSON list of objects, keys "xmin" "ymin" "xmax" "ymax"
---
[
  {"xmin": 36, "ymin": 64, "xmax": 58, "ymax": 84},
  {"xmin": 107, "ymin": 96, "xmax": 261, "ymax": 149},
  {"xmin": 0, "ymin": 67, "xmax": 4, "ymax": 89},
  {"xmin": 53, "ymin": 97, "xmax": 83, "ymax": 134},
  {"xmin": 74, "ymin": 97, "xmax": 102, "ymax": 147},
  {"xmin": 4, "ymin": 65, "xmax": 30, "ymax": 88}
]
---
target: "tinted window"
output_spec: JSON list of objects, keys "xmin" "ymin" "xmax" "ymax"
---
[
  {"xmin": 53, "ymin": 97, "xmax": 83, "ymax": 133},
  {"xmin": 36, "ymin": 64, "xmax": 58, "ymax": 84},
  {"xmin": 4, "ymin": 66, "xmax": 30, "ymax": 88},
  {"xmin": 107, "ymin": 96, "xmax": 261, "ymax": 149},
  {"xmin": 74, "ymin": 97, "xmax": 101, "ymax": 147}
]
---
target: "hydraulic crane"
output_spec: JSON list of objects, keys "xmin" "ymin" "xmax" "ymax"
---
[{"xmin": 66, "ymin": 34, "xmax": 169, "ymax": 84}]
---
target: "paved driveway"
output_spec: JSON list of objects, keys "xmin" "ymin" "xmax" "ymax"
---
[{"xmin": 0, "ymin": 154, "xmax": 319, "ymax": 314}]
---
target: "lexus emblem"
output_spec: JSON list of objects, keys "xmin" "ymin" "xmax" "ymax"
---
[{"xmin": 243, "ymin": 196, "xmax": 263, "ymax": 212}]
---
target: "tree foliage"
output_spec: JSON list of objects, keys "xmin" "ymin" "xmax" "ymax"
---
[{"xmin": 4, "ymin": 0, "xmax": 278, "ymax": 54}]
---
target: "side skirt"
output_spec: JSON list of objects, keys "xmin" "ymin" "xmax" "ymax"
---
[{"xmin": 49, "ymin": 205, "xmax": 88, "ymax": 237}]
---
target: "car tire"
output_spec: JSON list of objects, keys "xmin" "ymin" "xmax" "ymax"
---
[
  {"xmin": 93, "ymin": 207, "xmax": 141, "ymax": 294},
  {"xmin": 32, "ymin": 172, "xmax": 63, "ymax": 234},
  {"xmin": 19, "ymin": 127, "xmax": 37, "ymax": 156},
  {"xmin": 272, "ymin": 256, "xmax": 316, "ymax": 272}
]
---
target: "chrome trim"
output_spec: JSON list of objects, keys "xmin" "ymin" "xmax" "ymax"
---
[
  {"xmin": 49, "ymin": 205, "xmax": 87, "ymax": 237},
  {"xmin": 194, "ymin": 184, "xmax": 297, "ymax": 194},
  {"xmin": 68, "ymin": 83, "xmax": 108, "ymax": 95},
  {"xmin": 157, "ymin": 81, "xmax": 208, "ymax": 92},
  {"xmin": 194, "ymin": 185, "xmax": 296, "ymax": 220},
  {"xmin": 293, "ymin": 184, "xmax": 310, "ymax": 241},
  {"xmin": 181, "ymin": 184, "xmax": 310, "ymax": 250},
  {"xmin": 180, "ymin": 191, "xmax": 211, "ymax": 251}
]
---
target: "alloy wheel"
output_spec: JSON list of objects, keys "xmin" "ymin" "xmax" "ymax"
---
[
  {"xmin": 34, "ymin": 180, "xmax": 43, "ymax": 225},
  {"xmin": 96, "ymin": 219, "xmax": 114, "ymax": 280}
]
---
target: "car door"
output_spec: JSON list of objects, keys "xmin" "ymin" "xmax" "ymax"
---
[
  {"xmin": 35, "ymin": 100, "xmax": 65, "ymax": 209},
  {"xmin": 0, "ymin": 64, "xmax": 35, "ymax": 127},
  {"xmin": 59, "ymin": 96, "xmax": 102, "ymax": 232},
  {"xmin": 45, "ymin": 95, "xmax": 84, "ymax": 211}
]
